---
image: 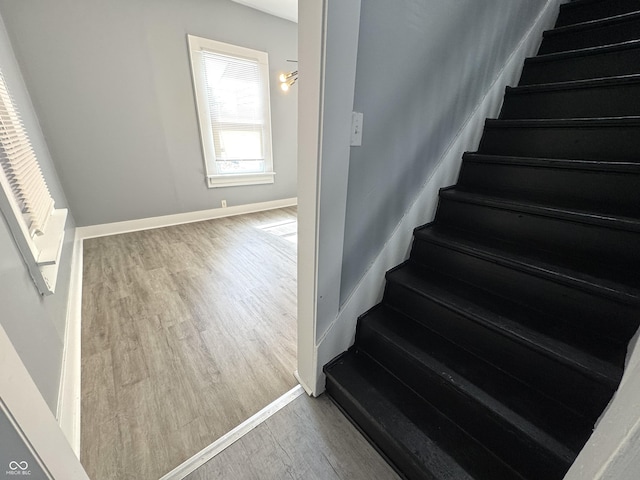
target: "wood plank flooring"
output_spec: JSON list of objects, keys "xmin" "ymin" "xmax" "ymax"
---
[
  {"xmin": 185, "ymin": 393, "xmax": 401, "ymax": 480},
  {"xmin": 80, "ymin": 207, "xmax": 298, "ymax": 480}
]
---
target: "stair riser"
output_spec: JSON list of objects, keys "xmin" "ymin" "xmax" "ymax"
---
[
  {"xmin": 356, "ymin": 322, "xmax": 572, "ymax": 478},
  {"xmin": 458, "ymin": 161, "xmax": 639, "ymax": 211},
  {"xmin": 383, "ymin": 278, "xmax": 614, "ymax": 420},
  {"xmin": 409, "ymin": 240, "xmax": 638, "ymax": 343},
  {"xmin": 500, "ymin": 83, "xmax": 640, "ymax": 119},
  {"xmin": 555, "ymin": 0, "xmax": 640, "ymax": 28},
  {"xmin": 519, "ymin": 47, "xmax": 640, "ymax": 85},
  {"xmin": 478, "ymin": 123, "xmax": 640, "ymax": 161},
  {"xmin": 434, "ymin": 197, "xmax": 640, "ymax": 269},
  {"xmin": 541, "ymin": 16, "xmax": 640, "ymax": 55}
]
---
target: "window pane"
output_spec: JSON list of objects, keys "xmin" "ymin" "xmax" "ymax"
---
[
  {"xmin": 217, "ymin": 160, "xmax": 265, "ymax": 174},
  {"xmin": 202, "ymin": 51, "xmax": 266, "ymax": 169},
  {"xmin": 213, "ymin": 126, "xmax": 263, "ymax": 161}
]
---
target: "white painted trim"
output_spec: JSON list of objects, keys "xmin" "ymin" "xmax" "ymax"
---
[
  {"xmin": 56, "ymin": 229, "xmax": 83, "ymax": 457},
  {"xmin": 207, "ymin": 171, "xmax": 275, "ymax": 188},
  {"xmin": 159, "ymin": 384, "xmax": 305, "ymax": 480},
  {"xmin": 294, "ymin": 369, "xmax": 315, "ymax": 396},
  {"xmin": 0, "ymin": 323, "xmax": 90, "ymax": 479},
  {"xmin": 312, "ymin": 0, "xmax": 563, "ymax": 394},
  {"xmin": 187, "ymin": 35, "xmax": 275, "ymax": 185},
  {"xmin": 296, "ymin": 0, "xmax": 327, "ymax": 398},
  {"xmin": 296, "ymin": 0, "xmax": 363, "ymax": 397},
  {"xmin": 75, "ymin": 197, "xmax": 297, "ymax": 240}
]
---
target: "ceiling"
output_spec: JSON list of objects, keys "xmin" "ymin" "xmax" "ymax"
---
[{"xmin": 231, "ymin": 0, "xmax": 298, "ymax": 23}]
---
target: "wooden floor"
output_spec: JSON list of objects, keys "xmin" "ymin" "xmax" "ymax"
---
[
  {"xmin": 185, "ymin": 393, "xmax": 401, "ymax": 480},
  {"xmin": 80, "ymin": 207, "xmax": 298, "ymax": 480}
]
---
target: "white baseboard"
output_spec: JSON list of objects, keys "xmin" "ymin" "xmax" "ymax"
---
[
  {"xmin": 76, "ymin": 197, "xmax": 298, "ymax": 240},
  {"xmin": 312, "ymin": 0, "xmax": 563, "ymax": 395},
  {"xmin": 56, "ymin": 229, "xmax": 84, "ymax": 457}
]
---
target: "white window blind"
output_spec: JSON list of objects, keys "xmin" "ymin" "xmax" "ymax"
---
[
  {"xmin": 0, "ymin": 68, "xmax": 67, "ymax": 295},
  {"xmin": 0, "ymin": 70, "xmax": 55, "ymax": 237},
  {"xmin": 202, "ymin": 51, "xmax": 266, "ymax": 174},
  {"xmin": 188, "ymin": 35, "xmax": 275, "ymax": 188}
]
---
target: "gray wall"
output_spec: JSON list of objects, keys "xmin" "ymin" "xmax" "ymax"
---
[
  {"xmin": 0, "ymin": 408, "xmax": 48, "ymax": 480},
  {"xmin": 0, "ymin": 0, "xmax": 297, "ymax": 227},
  {"xmin": 340, "ymin": 0, "xmax": 550, "ymax": 301},
  {"xmin": 0, "ymin": 12, "xmax": 76, "ymax": 414}
]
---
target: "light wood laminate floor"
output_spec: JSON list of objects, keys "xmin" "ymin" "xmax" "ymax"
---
[
  {"xmin": 80, "ymin": 207, "xmax": 298, "ymax": 480},
  {"xmin": 185, "ymin": 394, "xmax": 401, "ymax": 480}
]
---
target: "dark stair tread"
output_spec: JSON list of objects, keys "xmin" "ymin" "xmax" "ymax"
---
[
  {"xmin": 386, "ymin": 261, "xmax": 623, "ymax": 386},
  {"xmin": 525, "ymin": 39, "xmax": 640, "ymax": 64},
  {"xmin": 541, "ymin": 10, "xmax": 640, "ymax": 55},
  {"xmin": 422, "ymin": 219, "xmax": 640, "ymax": 307},
  {"xmin": 485, "ymin": 116, "xmax": 640, "ymax": 128},
  {"xmin": 459, "ymin": 153, "xmax": 640, "ymax": 219},
  {"xmin": 359, "ymin": 304, "xmax": 593, "ymax": 455},
  {"xmin": 439, "ymin": 186, "xmax": 640, "ymax": 243},
  {"xmin": 324, "ymin": 351, "xmax": 526, "ymax": 480},
  {"xmin": 546, "ymin": 10, "xmax": 640, "ymax": 37},
  {"xmin": 556, "ymin": 0, "xmax": 640, "ymax": 27},
  {"xmin": 462, "ymin": 152, "xmax": 640, "ymax": 174},
  {"xmin": 480, "ymin": 116, "xmax": 640, "ymax": 162},
  {"xmin": 506, "ymin": 73, "xmax": 640, "ymax": 95}
]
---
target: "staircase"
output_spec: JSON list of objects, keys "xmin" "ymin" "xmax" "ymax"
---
[{"xmin": 323, "ymin": 1, "xmax": 640, "ymax": 479}]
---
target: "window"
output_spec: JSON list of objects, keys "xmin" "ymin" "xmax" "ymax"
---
[
  {"xmin": 0, "ymin": 68, "xmax": 67, "ymax": 295},
  {"xmin": 188, "ymin": 35, "xmax": 275, "ymax": 188}
]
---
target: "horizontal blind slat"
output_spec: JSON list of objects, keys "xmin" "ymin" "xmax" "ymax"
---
[{"xmin": 0, "ymin": 70, "xmax": 54, "ymax": 235}]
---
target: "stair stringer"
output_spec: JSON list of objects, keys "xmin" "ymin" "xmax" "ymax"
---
[
  {"xmin": 563, "ymin": 328, "xmax": 640, "ymax": 480},
  {"xmin": 313, "ymin": 0, "xmax": 564, "ymax": 395}
]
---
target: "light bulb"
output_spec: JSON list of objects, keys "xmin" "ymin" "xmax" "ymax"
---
[
  {"xmin": 280, "ymin": 82, "xmax": 289, "ymax": 92},
  {"xmin": 279, "ymin": 73, "xmax": 287, "ymax": 83}
]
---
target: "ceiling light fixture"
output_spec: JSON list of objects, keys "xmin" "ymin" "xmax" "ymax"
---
[{"xmin": 279, "ymin": 70, "xmax": 298, "ymax": 92}]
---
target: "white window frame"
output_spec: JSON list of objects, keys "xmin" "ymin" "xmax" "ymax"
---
[
  {"xmin": 0, "ymin": 69, "xmax": 67, "ymax": 296},
  {"xmin": 187, "ymin": 35, "xmax": 275, "ymax": 188}
]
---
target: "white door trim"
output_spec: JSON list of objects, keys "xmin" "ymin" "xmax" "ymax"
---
[
  {"xmin": 296, "ymin": 0, "xmax": 362, "ymax": 395},
  {"xmin": 296, "ymin": 0, "xmax": 325, "ymax": 395},
  {"xmin": 0, "ymin": 323, "xmax": 89, "ymax": 479}
]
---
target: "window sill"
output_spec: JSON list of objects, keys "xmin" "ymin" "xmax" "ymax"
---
[
  {"xmin": 33, "ymin": 208, "xmax": 68, "ymax": 295},
  {"xmin": 207, "ymin": 172, "xmax": 275, "ymax": 188}
]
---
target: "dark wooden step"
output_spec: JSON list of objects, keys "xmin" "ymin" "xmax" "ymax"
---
[
  {"xmin": 542, "ymin": 11, "xmax": 640, "ymax": 55},
  {"xmin": 520, "ymin": 40, "xmax": 640, "ymax": 85},
  {"xmin": 458, "ymin": 153, "xmax": 640, "ymax": 216},
  {"xmin": 500, "ymin": 75, "xmax": 640, "ymax": 119},
  {"xmin": 436, "ymin": 187, "xmax": 640, "ymax": 278},
  {"xmin": 478, "ymin": 117, "xmax": 640, "ymax": 161},
  {"xmin": 416, "ymin": 219, "xmax": 640, "ymax": 306},
  {"xmin": 407, "ymin": 230, "xmax": 638, "ymax": 346},
  {"xmin": 411, "ymin": 222, "xmax": 639, "ymax": 342},
  {"xmin": 384, "ymin": 255, "xmax": 625, "ymax": 367},
  {"xmin": 324, "ymin": 350, "xmax": 525, "ymax": 480},
  {"xmin": 556, "ymin": 0, "xmax": 640, "ymax": 28},
  {"xmin": 357, "ymin": 305, "xmax": 595, "ymax": 461},
  {"xmin": 384, "ymin": 263, "xmax": 620, "ymax": 420}
]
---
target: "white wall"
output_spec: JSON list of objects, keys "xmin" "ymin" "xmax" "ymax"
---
[
  {"xmin": 564, "ymin": 334, "xmax": 640, "ymax": 480},
  {"xmin": 0, "ymin": 11, "xmax": 76, "ymax": 414},
  {"xmin": 0, "ymin": 0, "xmax": 297, "ymax": 227},
  {"xmin": 340, "ymin": 0, "xmax": 552, "ymax": 302}
]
